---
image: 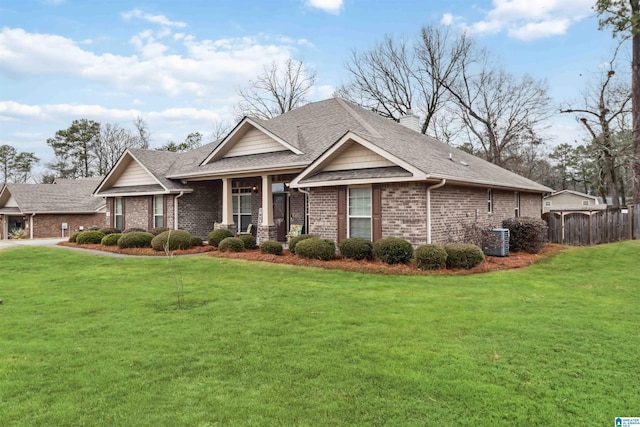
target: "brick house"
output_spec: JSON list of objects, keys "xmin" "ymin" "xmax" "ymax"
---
[
  {"xmin": 0, "ymin": 177, "xmax": 105, "ymax": 239},
  {"xmin": 94, "ymin": 98, "xmax": 551, "ymax": 246}
]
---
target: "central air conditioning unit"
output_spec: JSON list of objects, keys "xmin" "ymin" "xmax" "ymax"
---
[{"xmin": 483, "ymin": 228, "xmax": 509, "ymax": 257}]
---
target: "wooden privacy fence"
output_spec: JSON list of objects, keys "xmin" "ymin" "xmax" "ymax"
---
[{"xmin": 545, "ymin": 206, "xmax": 639, "ymax": 246}]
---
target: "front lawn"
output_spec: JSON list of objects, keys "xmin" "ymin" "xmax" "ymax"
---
[{"xmin": 1, "ymin": 242, "xmax": 638, "ymax": 426}]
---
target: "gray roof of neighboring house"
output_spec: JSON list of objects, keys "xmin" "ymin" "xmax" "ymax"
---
[
  {"xmin": 109, "ymin": 98, "xmax": 553, "ymax": 193},
  {"xmin": 0, "ymin": 178, "xmax": 106, "ymax": 214}
]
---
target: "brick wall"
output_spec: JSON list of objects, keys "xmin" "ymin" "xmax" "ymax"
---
[
  {"xmin": 308, "ymin": 187, "xmax": 338, "ymax": 242},
  {"xmin": 31, "ymin": 213, "xmax": 106, "ymax": 238},
  {"xmin": 178, "ymin": 181, "xmax": 222, "ymax": 238},
  {"xmin": 122, "ymin": 196, "xmax": 150, "ymax": 230},
  {"xmin": 381, "ymin": 182, "xmax": 428, "ymax": 246},
  {"xmin": 289, "ymin": 190, "xmax": 306, "ymax": 231}
]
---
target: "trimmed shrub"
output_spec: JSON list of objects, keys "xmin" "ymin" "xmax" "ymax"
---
[
  {"xmin": 68, "ymin": 232, "xmax": 80, "ymax": 243},
  {"xmin": 101, "ymin": 233, "xmax": 122, "ymax": 246},
  {"xmin": 151, "ymin": 230, "xmax": 193, "ymax": 251},
  {"xmin": 444, "ymin": 243, "xmax": 485, "ymax": 269},
  {"xmin": 207, "ymin": 229, "xmax": 233, "ymax": 247},
  {"xmin": 117, "ymin": 231, "xmax": 153, "ymax": 249},
  {"xmin": 414, "ymin": 244, "xmax": 447, "ymax": 270},
  {"xmin": 373, "ymin": 237, "xmax": 413, "ymax": 265},
  {"xmin": 502, "ymin": 217, "xmax": 548, "ymax": 254},
  {"xmin": 150, "ymin": 227, "xmax": 170, "ymax": 236},
  {"xmin": 122, "ymin": 227, "xmax": 147, "ymax": 234},
  {"xmin": 219, "ymin": 237, "xmax": 245, "ymax": 253},
  {"xmin": 76, "ymin": 230, "xmax": 105, "ymax": 245},
  {"xmin": 295, "ymin": 238, "xmax": 336, "ymax": 261},
  {"xmin": 238, "ymin": 234, "xmax": 257, "ymax": 249},
  {"xmin": 339, "ymin": 237, "xmax": 373, "ymax": 260},
  {"xmin": 288, "ymin": 234, "xmax": 315, "ymax": 254},
  {"xmin": 260, "ymin": 240, "xmax": 283, "ymax": 255},
  {"xmin": 99, "ymin": 227, "xmax": 121, "ymax": 235},
  {"xmin": 190, "ymin": 235, "xmax": 203, "ymax": 247}
]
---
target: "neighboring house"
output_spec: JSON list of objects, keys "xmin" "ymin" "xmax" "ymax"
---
[
  {"xmin": 94, "ymin": 98, "xmax": 552, "ymax": 246},
  {"xmin": 543, "ymin": 190, "xmax": 604, "ymax": 213},
  {"xmin": 0, "ymin": 177, "xmax": 106, "ymax": 239}
]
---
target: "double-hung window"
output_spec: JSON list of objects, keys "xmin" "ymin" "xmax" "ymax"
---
[
  {"xmin": 154, "ymin": 195, "xmax": 164, "ymax": 228},
  {"xmin": 232, "ymin": 188, "xmax": 252, "ymax": 232},
  {"xmin": 115, "ymin": 198, "xmax": 123, "ymax": 230},
  {"xmin": 487, "ymin": 189, "xmax": 493, "ymax": 214},
  {"xmin": 514, "ymin": 191, "xmax": 520, "ymax": 217},
  {"xmin": 348, "ymin": 187, "xmax": 372, "ymax": 240}
]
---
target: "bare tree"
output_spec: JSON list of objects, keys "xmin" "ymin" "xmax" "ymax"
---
[
  {"xmin": 133, "ymin": 115, "xmax": 151, "ymax": 149},
  {"xmin": 96, "ymin": 123, "xmax": 141, "ymax": 175},
  {"xmin": 211, "ymin": 119, "xmax": 232, "ymax": 141},
  {"xmin": 560, "ymin": 39, "xmax": 632, "ymax": 206},
  {"xmin": 338, "ymin": 25, "xmax": 473, "ymax": 135},
  {"xmin": 235, "ymin": 58, "xmax": 317, "ymax": 120}
]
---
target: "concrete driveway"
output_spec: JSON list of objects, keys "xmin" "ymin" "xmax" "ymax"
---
[{"xmin": 0, "ymin": 238, "xmax": 67, "ymax": 249}]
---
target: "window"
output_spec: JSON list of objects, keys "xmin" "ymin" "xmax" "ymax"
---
[
  {"xmin": 233, "ymin": 188, "xmax": 252, "ymax": 232},
  {"xmin": 348, "ymin": 187, "xmax": 372, "ymax": 240},
  {"xmin": 545, "ymin": 201, "xmax": 552, "ymax": 207},
  {"xmin": 487, "ymin": 189, "xmax": 493, "ymax": 213},
  {"xmin": 582, "ymin": 200, "xmax": 590, "ymax": 206},
  {"xmin": 154, "ymin": 195, "xmax": 164, "ymax": 228},
  {"xmin": 115, "ymin": 198, "xmax": 123, "ymax": 230},
  {"xmin": 514, "ymin": 191, "xmax": 520, "ymax": 217}
]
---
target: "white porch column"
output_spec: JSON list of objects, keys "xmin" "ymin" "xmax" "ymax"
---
[
  {"xmin": 222, "ymin": 177, "xmax": 233, "ymax": 225},
  {"xmin": 261, "ymin": 175, "xmax": 273, "ymax": 226}
]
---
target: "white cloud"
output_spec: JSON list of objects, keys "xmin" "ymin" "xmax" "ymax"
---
[
  {"xmin": 306, "ymin": 0, "xmax": 343, "ymax": 14},
  {"xmin": 447, "ymin": 0, "xmax": 593, "ymax": 40},
  {"xmin": 121, "ymin": 9, "xmax": 187, "ymax": 28}
]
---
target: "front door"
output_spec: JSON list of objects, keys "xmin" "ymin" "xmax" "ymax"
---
[{"xmin": 273, "ymin": 193, "xmax": 287, "ymax": 242}]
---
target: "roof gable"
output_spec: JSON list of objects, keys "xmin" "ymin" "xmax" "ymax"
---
[
  {"xmin": 290, "ymin": 132, "xmax": 427, "ymax": 187},
  {"xmin": 200, "ymin": 118, "xmax": 304, "ymax": 165},
  {"xmin": 94, "ymin": 150, "xmax": 167, "ymax": 196}
]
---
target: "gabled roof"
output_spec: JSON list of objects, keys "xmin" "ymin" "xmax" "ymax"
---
[
  {"xmin": 545, "ymin": 190, "xmax": 599, "ymax": 201},
  {"xmin": 0, "ymin": 178, "xmax": 105, "ymax": 214}
]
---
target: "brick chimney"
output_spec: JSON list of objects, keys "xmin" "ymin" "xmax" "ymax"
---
[{"xmin": 399, "ymin": 109, "xmax": 420, "ymax": 133}]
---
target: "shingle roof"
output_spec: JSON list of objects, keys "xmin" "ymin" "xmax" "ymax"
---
[
  {"xmin": 126, "ymin": 97, "xmax": 552, "ymax": 193},
  {"xmin": 2, "ymin": 178, "xmax": 106, "ymax": 213}
]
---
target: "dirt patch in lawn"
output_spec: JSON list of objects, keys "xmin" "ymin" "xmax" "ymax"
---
[{"xmin": 59, "ymin": 241, "xmax": 566, "ymax": 276}]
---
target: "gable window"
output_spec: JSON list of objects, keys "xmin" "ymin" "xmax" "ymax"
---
[
  {"xmin": 582, "ymin": 200, "xmax": 590, "ymax": 206},
  {"xmin": 233, "ymin": 188, "xmax": 252, "ymax": 232},
  {"xmin": 348, "ymin": 186, "xmax": 372, "ymax": 240},
  {"xmin": 487, "ymin": 189, "xmax": 493, "ymax": 214},
  {"xmin": 115, "ymin": 198, "xmax": 123, "ymax": 230},
  {"xmin": 545, "ymin": 201, "xmax": 552, "ymax": 207},
  {"xmin": 514, "ymin": 191, "xmax": 520, "ymax": 217},
  {"xmin": 154, "ymin": 195, "xmax": 164, "ymax": 228}
]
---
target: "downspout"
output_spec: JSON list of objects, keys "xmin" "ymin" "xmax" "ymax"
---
[
  {"xmin": 426, "ymin": 179, "xmax": 446, "ymax": 244},
  {"xmin": 173, "ymin": 192, "xmax": 184, "ymax": 230},
  {"xmin": 30, "ymin": 213, "xmax": 36, "ymax": 240}
]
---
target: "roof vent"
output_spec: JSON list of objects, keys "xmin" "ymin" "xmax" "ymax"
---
[
  {"xmin": 399, "ymin": 109, "xmax": 421, "ymax": 133},
  {"xmin": 460, "ymin": 160, "xmax": 469, "ymax": 166},
  {"xmin": 449, "ymin": 153, "xmax": 454, "ymax": 161}
]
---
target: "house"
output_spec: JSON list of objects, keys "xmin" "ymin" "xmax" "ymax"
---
[
  {"xmin": 93, "ymin": 98, "xmax": 552, "ymax": 246},
  {"xmin": 543, "ymin": 190, "xmax": 604, "ymax": 213},
  {"xmin": 0, "ymin": 177, "xmax": 106, "ymax": 239}
]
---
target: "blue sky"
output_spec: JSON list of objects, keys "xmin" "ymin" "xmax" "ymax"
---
[{"xmin": 0, "ymin": 0, "xmax": 622, "ymax": 178}]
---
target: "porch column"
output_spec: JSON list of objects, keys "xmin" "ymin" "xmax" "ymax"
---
[
  {"xmin": 222, "ymin": 177, "xmax": 233, "ymax": 226},
  {"xmin": 261, "ymin": 175, "xmax": 273, "ymax": 226}
]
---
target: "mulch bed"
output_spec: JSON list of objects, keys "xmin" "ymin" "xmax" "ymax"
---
[{"xmin": 58, "ymin": 241, "xmax": 566, "ymax": 276}]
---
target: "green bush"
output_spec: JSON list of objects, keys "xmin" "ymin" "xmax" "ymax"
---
[
  {"xmin": 122, "ymin": 227, "xmax": 147, "ymax": 234},
  {"xmin": 260, "ymin": 240, "xmax": 283, "ymax": 255},
  {"xmin": 238, "ymin": 234, "xmax": 257, "ymax": 249},
  {"xmin": 288, "ymin": 234, "xmax": 315, "ymax": 254},
  {"xmin": 502, "ymin": 217, "xmax": 548, "ymax": 254},
  {"xmin": 117, "ymin": 231, "xmax": 154, "ymax": 249},
  {"xmin": 99, "ymin": 227, "xmax": 121, "ymax": 235},
  {"xmin": 207, "ymin": 229, "xmax": 233, "ymax": 247},
  {"xmin": 76, "ymin": 230, "xmax": 106, "ymax": 245},
  {"xmin": 150, "ymin": 227, "xmax": 170, "ymax": 236},
  {"xmin": 339, "ymin": 237, "xmax": 373, "ymax": 260},
  {"xmin": 219, "ymin": 237, "xmax": 245, "ymax": 253},
  {"xmin": 151, "ymin": 230, "xmax": 193, "ymax": 251},
  {"xmin": 190, "ymin": 235, "xmax": 203, "ymax": 247},
  {"xmin": 444, "ymin": 243, "xmax": 485, "ymax": 269},
  {"xmin": 295, "ymin": 238, "xmax": 336, "ymax": 261},
  {"xmin": 101, "ymin": 233, "xmax": 122, "ymax": 246},
  {"xmin": 414, "ymin": 244, "xmax": 447, "ymax": 270},
  {"xmin": 373, "ymin": 237, "xmax": 413, "ymax": 265},
  {"xmin": 68, "ymin": 232, "xmax": 80, "ymax": 243}
]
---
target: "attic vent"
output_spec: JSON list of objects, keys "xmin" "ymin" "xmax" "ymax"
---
[{"xmin": 448, "ymin": 153, "xmax": 454, "ymax": 161}]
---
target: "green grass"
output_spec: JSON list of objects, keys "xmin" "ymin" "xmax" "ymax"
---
[{"xmin": 1, "ymin": 242, "xmax": 639, "ymax": 426}]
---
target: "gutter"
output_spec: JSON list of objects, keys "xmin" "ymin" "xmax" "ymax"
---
[
  {"xmin": 173, "ymin": 191, "xmax": 184, "ymax": 230},
  {"xmin": 426, "ymin": 179, "xmax": 446, "ymax": 244}
]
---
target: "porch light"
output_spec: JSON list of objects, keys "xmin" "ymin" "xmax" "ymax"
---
[{"xmin": 251, "ymin": 186, "xmax": 259, "ymax": 194}]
